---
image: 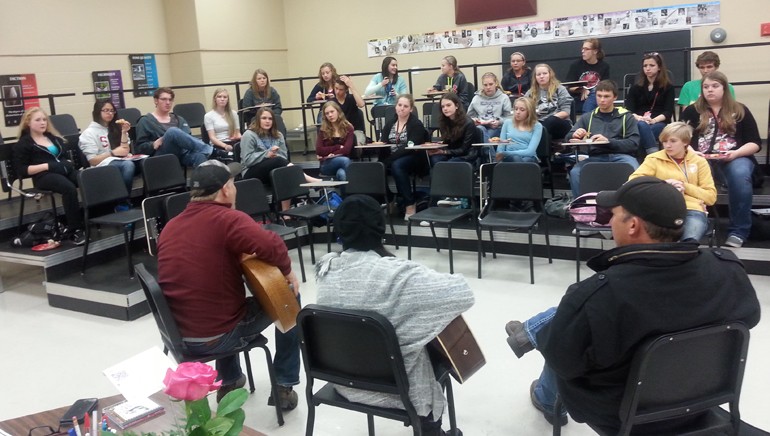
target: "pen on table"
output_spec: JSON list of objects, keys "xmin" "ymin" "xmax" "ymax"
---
[{"xmin": 72, "ymin": 416, "xmax": 83, "ymax": 436}]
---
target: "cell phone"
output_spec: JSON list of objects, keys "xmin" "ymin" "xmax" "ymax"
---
[{"xmin": 59, "ymin": 398, "xmax": 98, "ymax": 426}]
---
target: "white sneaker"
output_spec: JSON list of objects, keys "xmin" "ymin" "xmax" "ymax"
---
[
  {"xmin": 437, "ymin": 197, "xmax": 461, "ymax": 206},
  {"xmin": 572, "ymin": 228, "xmax": 599, "ymax": 237},
  {"xmin": 420, "ymin": 220, "xmax": 431, "ymax": 227},
  {"xmin": 725, "ymin": 235, "xmax": 744, "ymax": 248}
]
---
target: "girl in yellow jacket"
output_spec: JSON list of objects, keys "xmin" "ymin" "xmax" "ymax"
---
[{"xmin": 629, "ymin": 122, "xmax": 716, "ymax": 241}]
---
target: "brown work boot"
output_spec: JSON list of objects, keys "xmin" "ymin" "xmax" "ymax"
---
[
  {"xmin": 267, "ymin": 385, "xmax": 298, "ymax": 410},
  {"xmin": 505, "ymin": 320, "xmax": 534, "ymax": 358},
  {"xmin": 216, "ymin": 373, "xmax": 247, "ymax": 403}
]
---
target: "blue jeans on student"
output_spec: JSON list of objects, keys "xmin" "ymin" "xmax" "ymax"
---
[
  {"xmin": 478, "ymin": 125, "xmax": 501, "ymax": 143},
  {"xmin": 391, "ymin": 154, "xmax": 420, "ymax": 205},
  {"xmin": 108, "ymin": 159, "xmax": 136, "ymax": 193},
  {"xmin": 320, "ymin": 156, "xmax": 351, "ymax": 181},
  {"xmin": 682, "ymin": 210, "xmax": 709, "ymax": 242},
  {"xmin": 569, "ymin": 154, "xmax": 639, "ymax": 197},
  {"xmin": 157, "ymin": 127, "xmax": 213, "ymax": 168},
  {"xmin": 184, "ymin": 296, "xmax": 300, "ymax": 387},
  {"xmin": 638, "ymin": 122, "xmax": 665, "ymax": 155},
  {"xmin": 710, "ymin": 156, "xmax": 754, "ymax": 240},
  {"xmin": 499, "ymin": 154, "xmax": 538, "ymax": 163},
  {"xmin": 520, "ymin": 307, "xmax": 564, "ymax": 413},
  {"xmin": 579, "ymin": 89, "xmax": 597, "ymax": 114}
]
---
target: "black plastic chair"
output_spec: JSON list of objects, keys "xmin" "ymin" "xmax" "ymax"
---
[
  {"xmin": 141, "ymin": 154, "xmax": 187, "ymax": 197},
  {"xmin": 164, "ymin": 191, "xmax": 191, "ymax": 221},
  {"xmin": 173, "ymin": 102, "xmax": 207, "ymax": 134},
  {"xmin": 141, "ymin": 193, "xmax": 174, "ymax": 256},
  {"xmin": 553, "ymin": 323, "xmax": 751, "ymax": 436},
  {"xmin": 429, "ymin": 104, "xmax": 442, "ymax": 141},
  {"xmin": 407, "ymin": 162, "xmax": 479, "ymax": 275},
  {"xmin": 49, "ymin": 113, "xmax": 80, "ymax": 145},
  {"xmin": 422, "ymin": 102, "xmax": 435, "ymax": 134},
  {"xmin": 345, "ymin": 161, "xmax": 398, "ymax": 249},
  {"xmin": 116, "ymin": 107, "xmax": 142, "ymax": 144},
  {"xmin": 270, "ymin": 165, "xmax": 331, "ymax": 264},
  {"xmin": 78, "ymin": 166, "xmax": 144, "ymax": 277},
  {"xmin": 234, "ymin": 178, "xmax": 307, "ymax": 283},
  {"xmin": 134, "ymin": 263, "xmax": 286, "ymax": 426},
  {"xmin": 535, "ymin": 125, "xmax": 555, "ymax": 197},
  {"xmin": 478, "ymin": 162, "xmax": 552, "ymax": 284},
  {"xmin": 371, "ymin": 105, "xmax": 395, "ymax": 142},
  {"xmin": 297, "ymin": 304, "xmax": 459, "ymax": 436},
  {"xmin": 574, "ymin": 162, "xmax": 635, "ymax": 281},
  {"xmin": 0, "ymin": 144, "xmax": 60, "ymax": 239}
]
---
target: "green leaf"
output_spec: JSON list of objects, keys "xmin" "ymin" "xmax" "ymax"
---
[
  {"xmin": 216, "ymin": 388, "xmax": 248, "ymax": 416},
  {"xmin": 185, "ymin": 398, "xmax": 212, "ymax": 430},
  {"xmin": 222, "ymin": 408, "xmax": 245, "ymax": 436},
  {"xmin": 189, "ymin": 427, "xmax": 208, "ymax": 436},
  {"xmin": 204, "ymin": 416, "xmax": 234, "ymax": 435}
]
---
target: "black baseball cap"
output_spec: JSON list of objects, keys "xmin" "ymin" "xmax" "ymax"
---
[
  {"xmin": 189, "ymin": 160, "xmax": 242, "ymax": 196},
  {"xmin": 596, "ymin": 176, "xmax": 686, "ymax": 229}
]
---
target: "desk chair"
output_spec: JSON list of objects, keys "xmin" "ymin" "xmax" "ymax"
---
[
  {"xmin": 345, "ymin": 161, "xmax": 398, "ymax": 249},
  {"xmin": 172, "ymin": 102, "xmax": 207, "ymax": 136},
  {"xmin": 407, "ymin": 162, "xmax": 478, "ymax": 276},
  {"xmin": 135, "ymin": 263, "xmax": 286, "ymax": 427},
  {"xmin": 142, "ymin": 154, "xmax": 187, "ymax": 197},
  {"xmin": 553, "ymin": 323, "xmax": 751, "ymax": 436},
  {"xmin": 574, "ymin": 162, "xmax": 635, "ymax": 281},
  {"xmin": 535, "ymin": 125, "xmax": 555, "ymax": 197},
  {"xmin": 477, "ymin": 162, "xmax": 552, "ymax": 284},
  {"xmin": 78, "ymin": 166, "xmax": 144, "ymax": 278},
  {"xmin": 234, "ymin": 178, "xmax": 307, "ymax": 282},
  {"xmin": 49, "ymin": 113, "xmax": 80, "ymax": 147},
  {"xmin": 297, "ymin": 304, "xmax": 460, "ymax": 436},
  {"xmin": 141, "ymin": 193, "xmax": 174, "ymax": 256},
  {"xmin": 371, "ymin": 105, "xmax": 395, "ymax": 142},
  {"xmin": 164, "ymin": 191, "xmax": 190, "ymax": 221},
  {"xmin": 116, "ymin": 108, "xmax": 141, "ymax": 143}
]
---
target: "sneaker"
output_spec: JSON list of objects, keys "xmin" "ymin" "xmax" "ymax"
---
[
  {"xmin": 217, "ymin": 373, "xmax": 247, "ymax": 403},
  {"xmin": 70, "ymin": 229, "xmax": 86, "ymax": 246},
  {"xmin": 572, "ymin": 228, "xmax": 598, "ymax": 237},
  {"xmin": 267, "ymin": 385, "xmax": 298, "ymax": 410},
  {"xmin": 437, "ymin": 197, "xmax": 461, "ymax": 206},
  {"xmin": 725, "ymin": 234, "xmax": 744, "ymax": 248},
  {"xmin": 210, "ymin": 148, "xmax": 234, "ymax": 162},
  {"xmin": 504, "ymin": 321, "xmax": 534, "ymax": 358},
  {"xmin": 404, "ymin": 205, "xmax": 416, "ymax": 221},
  {"xmin": 420, "ymin": 220, "xmax": 431, "ymax": 227},
  {"xmin": 530, "ymin": 380, "xmax": 568, "ymax": 427}
]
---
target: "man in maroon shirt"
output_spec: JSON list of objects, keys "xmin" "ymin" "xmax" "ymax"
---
[{"xmin": 158, "ymin": 159, "xmax": 301, "ymax": 408}]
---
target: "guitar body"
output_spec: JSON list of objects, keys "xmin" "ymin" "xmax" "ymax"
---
[
  {"xmin": 429, "ymin": 316, "xmax": 486, "ymax": 384},
  {"xmin": 241, "ymin": 257, "xmax": 300, "ymax": 333}
]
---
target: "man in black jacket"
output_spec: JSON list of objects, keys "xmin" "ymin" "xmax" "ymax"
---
[{"xmin": 505, "ymin": 177, "xmax": 761, "ymax": 432}]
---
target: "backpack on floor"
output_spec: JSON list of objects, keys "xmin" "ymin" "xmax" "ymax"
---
[
  {"xmin": 11, "ymin": 212, "xmax": 59, "ymax": 248},
  {"xmin": 569, "ymin": 192, "xmax": 612, "ymax": 227}
]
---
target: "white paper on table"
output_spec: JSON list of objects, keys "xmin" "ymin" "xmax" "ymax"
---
[{"xmin": 103, "ymin": 347, "xmax": 177, "ymax": 401}]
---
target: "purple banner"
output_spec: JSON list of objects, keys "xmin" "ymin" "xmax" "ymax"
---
[{"xmin": 91, "ymin": 70, "xmax": 125, "ymax": 109}]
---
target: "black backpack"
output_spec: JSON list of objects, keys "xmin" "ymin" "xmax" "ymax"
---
[{"xmin": 11, "ymin": 213, "xmax": 60, "ymax": 248}]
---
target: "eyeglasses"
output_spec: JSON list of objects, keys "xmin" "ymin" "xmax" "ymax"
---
[
  {"xmin": 101, "ymin": 109, "xmax": 116, "ymax": 113},
  {"xmin": 28, "ymin": 425, "xmax": 66, "ymax": 436}
]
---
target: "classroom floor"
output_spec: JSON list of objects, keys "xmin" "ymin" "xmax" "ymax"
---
[{"xmin": 1, "ymin": 245, "xmax": 769, "ymax": 435}]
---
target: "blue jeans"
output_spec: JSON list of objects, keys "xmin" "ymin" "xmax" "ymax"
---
[
  {"xmin": 682, "ymin": 210, "xmax": 709, "ymax": 242},
  {"xmin": 710, "ymin": 157, "xmax": 754, "ymax": 240},
  {"xmin": 390, "ymin": 154, "xmax": 420, "ymax": 205},
  {"xmin": 500, "ymin": 154, "xmax": 538, "ymax": 163},
  {"xmin": 429, "ymin": 154, "xmax": 473, "ymax": 167},
  {"xmin": 569, "ymin": 154, "xmax": 639, "ymax": 197},
  {"xmin": 578, "ymin": 89, "xmax": 597, "ymax": 114},
  {"xmin": 478, "ymin": 125, "xmax": 501, "ymax": 143},
  {"xmin": 158, "ymin": 127, "xmax": 213, "ymax": 168},
  {"xmin": 638, "ymin": 122, "xmax": 664, "ymax": 155},
  {"xmin": 320, "ymin": 156, "xmax": 351, "ymax": 181},
  {"xmin": 521, "ymin": 307, "xmax": 564, "ymax": 414},
  {"xmin": 184, "ymin": 296, "xmax": 300, "ymax": 387},
  {"xmin": 108, "ymin": 159, "xmax": 136, "ymax": 193}
]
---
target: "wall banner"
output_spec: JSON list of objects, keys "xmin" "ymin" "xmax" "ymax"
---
[
  {"xmin": 91, "ymin": 70, "xmax": 125, "ymax": 109},
  {"xmin": 0, "ymin": 74, "xmax": 40, "ymax": 127},
  {"xmin": 128, "ymin": 54, "xmax": 159, "ymax": 97}
]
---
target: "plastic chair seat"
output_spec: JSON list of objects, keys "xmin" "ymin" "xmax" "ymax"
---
[
  {"xmin": 90, "ymin": 209, "xmax": 144, "ymax": 227},
  {"xmin": 480, "ymin": 211, "xmax": 541, "ymax": 229},
  {"xmin": 409, "ymin": 207, "xmax": 472, "ymax": 224}
]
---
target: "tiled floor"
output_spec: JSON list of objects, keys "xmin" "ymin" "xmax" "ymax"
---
[{"xmin": 1, "ymin": 245, "xmax": 769, "ymax": 435}]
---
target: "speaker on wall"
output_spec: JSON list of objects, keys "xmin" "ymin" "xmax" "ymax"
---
[{"xmin": 710, "ymin": 28, "xmax": 727, "ymax": 43}]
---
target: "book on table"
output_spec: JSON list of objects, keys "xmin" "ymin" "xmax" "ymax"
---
[{"xmin": 102, "ymin": 397, "xmax": 165, "ymax": 429}]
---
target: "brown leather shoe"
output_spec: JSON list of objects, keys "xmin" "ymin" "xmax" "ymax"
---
[
  {"xmin": 267, "ymin": 385, "xmax": 298, "ymax": 410},
  {"xmin": 505, "ymin": 320, "xmax": 534, "ymax": 358},
  {"xmin": 216, "ymin": 373, "xmax": 247, "ymax": 403}
]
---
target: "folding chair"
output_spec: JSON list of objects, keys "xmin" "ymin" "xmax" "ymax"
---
[
  {"xmin": 142, "ymin": 154, "xmax": 187, "ymax": 197},
  {"xmin": 478, "ymin": 162, "xmax": 552, "ymax": 284},
  {"xmin": 345, "ymin": 161, "xmax": 398, "ymax": 249},
  {"xmin": 407, "ymin": 162, "xmax": 478, "ymax": 275},
  {"xmin": 173, "ymin": 102, "xmax": 207, "ymax": 135},
  {"xmin": 234, "ymin": 178, "xmax": 307, "ymax": 283},
  {"xmin": 164, "ymin": 191, "xmax": 190, "ymax": 221},
  {"xmin": 141, "ymin": 193, "xmax": 173, "ymax": 256},
  {"xmin": 78, "ymin": 166, "xmax": 144, "ymax": 277},
  {"xmin": 297, "ymin": 304, "xmax": 460, "ymax": 436},
  {"xmin": 535, "ymin": 125, "xmax": 555, "ymax": 197},
  {"xmin": 134, "ymin": 263, "xmax": 286, "ymax": 426}
]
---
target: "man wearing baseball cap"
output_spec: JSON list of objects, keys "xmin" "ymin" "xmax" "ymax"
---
[
  {"xmin": 504, "ymin": 176, "xmax": 760, "ymax": 432},
  {"xmin": 158, "ymin": 159, "xmax": 302, "ymax": 408}
]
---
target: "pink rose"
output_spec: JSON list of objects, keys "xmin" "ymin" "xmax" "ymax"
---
[{"xmin": 163, "ymin": 362, "xmax": 222, "ymax": 401}]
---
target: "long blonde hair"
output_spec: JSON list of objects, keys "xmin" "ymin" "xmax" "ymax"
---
[
  {"xmin": 319, "ymin": 101, "xmax": 352, "ymax": 139},
  {"xmin": 18, "ymin": 107, "xmax": 63, "ymax": 139},
  {"xmin": 513, "ymin": 97, "xmax": 537, "ymax": 132},
  {"xmin": 529, "ymin": 64, "xmax": 562, "ymax": 103},
  {"xmin": 211, "ymin": 88, "xmax": 237, "ymax": 137},
  {"xmin": 693, "ymin": 71, "xmax": 744, "ymax": 135}
]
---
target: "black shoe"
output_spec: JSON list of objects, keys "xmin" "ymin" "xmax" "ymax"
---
[
  {"xmin": 216, "ymin": 373, "xmax": 247, "ymax": 403},
  {"xmin": 210, "ymin": 148, "xmax": 234, "ymax": 162},
  {"xmin": 69, "ymin": 229, "xmax": 86, "ymax": 246},
  {"xmin": 505, "ymin": 321, "xmax": 534, "ymax": 358},
  {"xmin": 267, "ymin": 385, "xmax": 298, "ymax": 410},
  {"xmin": 530, "ymin": 380, "xmax": 567, "ymax": 427}
]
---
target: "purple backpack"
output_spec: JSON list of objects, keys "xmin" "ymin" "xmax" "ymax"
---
[{"xmin": 569, "ymin": 192, "xmax": 612, "ymax": 226}]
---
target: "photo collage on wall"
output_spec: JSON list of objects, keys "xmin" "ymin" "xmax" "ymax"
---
[{"xmin": 367, "ymin": 2, "xmax": 720, "ymax": 57}]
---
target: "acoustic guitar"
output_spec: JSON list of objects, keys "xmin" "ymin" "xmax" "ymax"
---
[
  {"xmin": 241, "ymin": 257, "xmax": 300, "ymax": 333},
  {"xmin": 428, "ymin": 315, "xmax": 486, "ymax": 384}
]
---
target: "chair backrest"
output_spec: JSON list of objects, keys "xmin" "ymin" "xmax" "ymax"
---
[
  {"xmin": 49, "ymin": 114, "xmax": 79, "ymax": 137},
  {"xmin": 491, "ymin": 162, "xmax": 543, "ymax": 201},
  {"xmin": 135, "ymin": 263, "xmax": 186, "ymax": 362},
  {"xmin": 617, "ymin": 323, "xmax": 749, "ymax": 434},
  {"xmin": 173, "ymin": 102, "xmax": 207, "ymax": 129},
  {"xmin": 429, "ymin": 104, "xmax": 442, "ymax": 132},
  {"xmin": 141, "ymin": 193, "xmax": 174, "ymax": 256},
  {"xmin": 297, "ymin": 304, "xmax": 414, "ymax": 404},
  {"xmin": 346, "ymin": 161, "xmax": 387, "ymax": 201},
  {"xmin": 234, "ymin": 178, "xmax": 271, "ymax": 218},
  {"xmin": 465, "ymin": 82, "xmax": 476, "ymax": 100},
  {"xmin": 371, "ymin": 105, "xmax": 394, "ymax": 140},
  {"xmin": 579, "ymin": 162, "xmax": 635, "ymax": 195},
  {"xmin": 430, "ymin": 161, "xmax": 474, "ymax": 201},
  {"xmin": 535, "ymin": 123, "xmax": 552, "ymax": 162},
  {"xmin": 422, "ymin": 102, "xmax": 435, "ymax": 127},
  {"xmin": 142, "ymin": 154, "xmax": 187, "ymax": 196},
  {"xmin": 116, "ymin": 108, "xmax": 142, "ymax": 143},
  {"xmin": 270, "ymin": 165, "xmax": 309, "ymax": 203},
  {"xmin": 78, "ymin": 165, "xmax": 129, "ymax": 208},
  {"xmin": 164, "ymin": 191, "xmax": 191, "ymax": 221},
  {"xmin": 0, "ymin": 143, "xmax": 18, "ymax": 192}
]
